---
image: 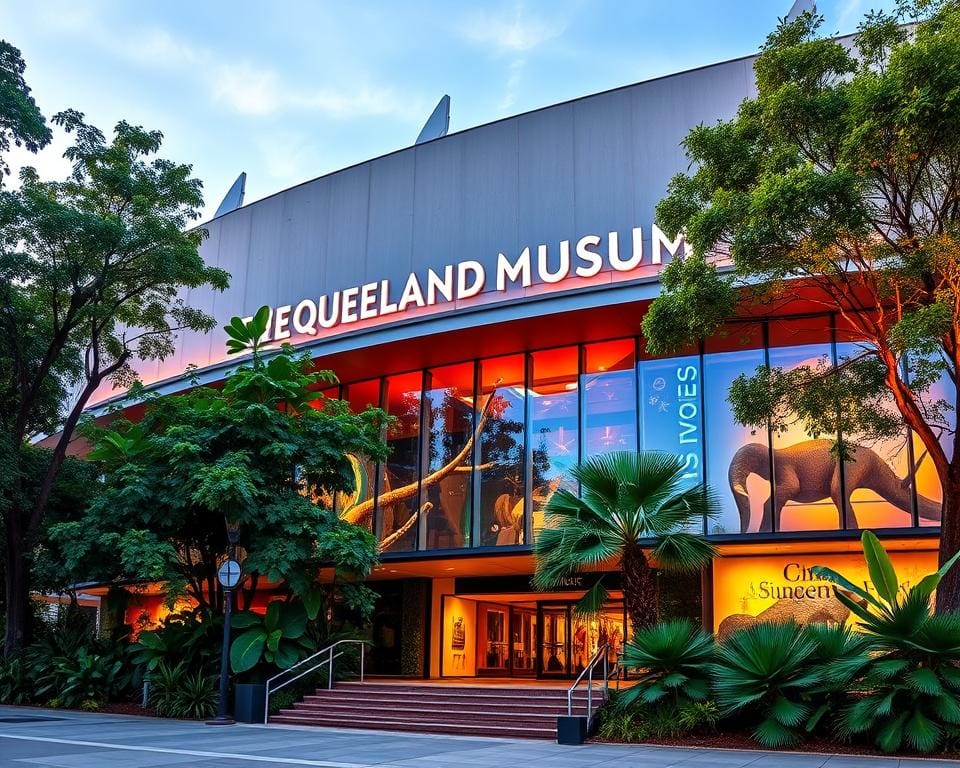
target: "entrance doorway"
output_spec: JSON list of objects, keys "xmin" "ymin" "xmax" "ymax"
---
[{"xmin": 443, "ymin": 595, "xmax": 626, "ymax": 679}]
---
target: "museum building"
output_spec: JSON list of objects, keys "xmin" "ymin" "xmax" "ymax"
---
[{"xmin": 89, "ymin": 50, "xmax": 948, "ymax": 679}]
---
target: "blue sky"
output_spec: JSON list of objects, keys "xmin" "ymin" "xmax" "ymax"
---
[{"xmin": 1, "ymin": 0, "xmax": 893, "ymax": 222}]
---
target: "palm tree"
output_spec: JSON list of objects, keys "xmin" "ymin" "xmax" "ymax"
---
[{"xmin": 534, "ymin": 451, "xmax": 718, "ymax": 633}]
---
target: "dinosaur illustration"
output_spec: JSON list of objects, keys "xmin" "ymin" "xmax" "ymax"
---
[
  {"xmin": 717, "ymin": 592, "xmax": 857, "ymax": 640},
  {"xmin": 312, "ymin": 386, "xmax": 500, "ymax": 552},
  {"xmin": 728, "ymin": 439, "xmax": 941, "ymax": 532}
]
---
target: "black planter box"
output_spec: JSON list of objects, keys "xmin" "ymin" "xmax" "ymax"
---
[
  {"xmin": 557, "ymin": 715, "xmax": 587, "ymax": 745},
  {"xmin": 234, "ymin": 683, "xmax": 266, "ymax": 724}
]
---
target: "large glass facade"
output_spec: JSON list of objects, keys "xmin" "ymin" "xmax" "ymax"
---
[
  {"xmin": 529, "ymin": 347, "xmax": 579, "ymax": 536},
  {"xmin": 703, "ymin": 328, "xmax": 769, "ymax": 535},
  {"xmin": 377, "ymin": 372, "xmax": 423, "ymax": 552},
  {"xmin": 421, "ymin": 362, "xmax": 475, "ymax": 549},
  {"xmin": 768, "ymin": 318, "xmax": 840, "ymax": 533},
  {"xmin": 583, "ymin": 340, "xmax": 637, "ymax": 458},
  {"xmin": 340, "ymin": 379, "xmax": 381, "ymax": 531},
  {"xmin": 329, "ymin": 316, "xmax": 941, "ymax": 554},
  {"xmin": 477, "ymin": 355, "xmax": 526, "ymax": 546}
]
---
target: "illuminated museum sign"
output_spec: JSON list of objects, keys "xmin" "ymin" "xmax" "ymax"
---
[{"xmin": 248, "ymin": 224, "xmax": 689, "ymax": 342}]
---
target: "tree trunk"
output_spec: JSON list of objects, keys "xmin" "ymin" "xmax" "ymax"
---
[
  {"xmin": 936, "ymin": 469, "xmax": 960, "ymax": 613},
  {"xmin": 3, "ymin": 517, "xmax": 30, "ymax": 658},
  {"xmin": 622, "ymin": 542, "xmax": 658, "ymax": 635}
]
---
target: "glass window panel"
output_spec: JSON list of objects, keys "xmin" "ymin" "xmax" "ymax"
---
[
  {"xmin": 422, "ymin": 362, "xmax": 475, "ymax": 550},
  {"xmin": 339, "ymin": 380, "xmax": 381, "ymax": 532},
  {"xmin": 377, "ymin": 372, "xmax": 423, "ymax": 552},
  {"xmin": 583, "ymin": 340, "xmax": 638, "ymax": 458},
  {"xmin": 639, "ymin": 354, "xmax": 705, "ymax": 533},
  {"xmin": 477, "ymin": 355, "xmax": 526, "ymax": 547},
  {"xmin": 703, "ymin": 328, "xmax": 770, "ymax": 534},
  {"xmin": 530, "ymin": 347, "xmax": 579, "ymax": 537},
  {"xmin": 768, "ymin": 317, "xmax": 839, "ymax": 532},
  {"xmin": 836, "ymin": 341, "xmax": 913, "ymax": 530},
  {"xmin": 912, "ymin": 361, "xmax": 955, "ymax": 528}
]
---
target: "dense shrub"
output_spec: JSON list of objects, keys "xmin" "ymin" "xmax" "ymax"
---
[
  {"xmin": 132, "ymin": 609, "xmax": 222, "ymax": 675},
  {"xmin": 148, "ymin": 661, "xmax": 217, "ymax": 719},
  {"xmin": 617, "ymin": 618, "xmax": 713, "ymax": 710}
]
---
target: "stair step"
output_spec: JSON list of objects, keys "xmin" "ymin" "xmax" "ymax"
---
[
  {"xmin": 270, "ymin": 713, "xmax": 556, "ymax": 739},
  {"xmin": 292, "ymin": 701, "xmax": 575, "ymax": 716},
  {"xmin": 267, "ymin": 682, "xmax": 608, "ymax": 740}
]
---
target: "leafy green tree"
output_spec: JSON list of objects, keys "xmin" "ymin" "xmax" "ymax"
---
[
  {"xmin": 0, "ymin": 104, "xmax": 230, "ymax": 655},
  {"xmin": 644, "ymin": 2, "xmax": 960, "ymax": 608},
  {"xmin": 0, "ymin": 40, "xmax": 50, "ymax": 182},
  {"xmin": 52, "ymin": 311, "xmax": 388, "ymax": 628},
  {"xmin": 533, "ymin": 451, "xmax": 717, "ymax": 633}
]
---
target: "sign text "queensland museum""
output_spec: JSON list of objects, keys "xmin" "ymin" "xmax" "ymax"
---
[{"xmin": 249, "ymin": 225, "xmax": 688, "ymax": 341}]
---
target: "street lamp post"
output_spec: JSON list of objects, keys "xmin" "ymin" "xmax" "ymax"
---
[{"xmin": 208, "ymin": 525, "xmax": 242, "ymax": 726}]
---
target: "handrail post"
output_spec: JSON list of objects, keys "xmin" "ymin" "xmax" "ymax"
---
[
  {"xmin": 360, "ymin": 642, "xmax": 365, "ymax": 683},
  {"xmin": 263, "ymin": 681, "xmax": 269, "ymax": 725},
  {"xmin": 328, "ymin": 644, "xmax": 334, "ymax": 690},
  {"xmin": 587, "ymin": 662, "xmax": 593, "ymax": 722}
]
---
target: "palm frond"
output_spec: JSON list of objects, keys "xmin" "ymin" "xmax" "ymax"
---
[{"xmin": 651, "ymin": 532, "xmax": 716, "ymax": 572}]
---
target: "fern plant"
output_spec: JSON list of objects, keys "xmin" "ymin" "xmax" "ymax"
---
[
  {"xmin": 712, "ymin": 621, "xmax": 823, "ymax": 748},
  {"xmin": 617, "ymin": 618, "xmax": 713, "ymax": 710}
]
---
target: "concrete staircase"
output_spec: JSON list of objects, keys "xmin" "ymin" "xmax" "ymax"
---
[{"xmin": 269, "ymin": 681, "xmax": 596, "ymax": 739}]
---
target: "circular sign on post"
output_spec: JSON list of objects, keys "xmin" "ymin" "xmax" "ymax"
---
[{"xmin": 217, "ymin": 559, "xmax": 243, "ymax": 589}]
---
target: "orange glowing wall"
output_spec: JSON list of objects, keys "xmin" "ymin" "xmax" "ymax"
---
[{"xmin": 712, "ymin": 549, "xmax": 938, "ymax": 634}]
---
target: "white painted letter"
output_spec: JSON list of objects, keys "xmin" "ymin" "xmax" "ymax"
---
[
  {"xmin": 651, "ymin": 223, "xmax": 691, "ymax": 264},
  {"xmin": 538, "ymin": 242, "xmax": 570, "ymax": 284},
  {"xmin": 426, "ymin": 266, "xmax": 455, "ymax": 305},
  {"xmin": 359, "ymin": 282, "xmax": 378, "ymax": 320},
  {"xmin": 398, "ymin": 273, "xmax": 426, "ymax": 311},
  {"xmin": 457, "ymin": 261, "xmax": 485, "ymax": 299},
  {"xmin": 318, "ymin": 293, "xmax": 340, "ymax": 329},
  {"xmin": 379, "ymin": 279, "xmax": 398, "ymax": 315},
  {"xmin": 292, "ymin": 299, "xmax": 317, "ymax": 335},
  {"xmin": 496, "ymin": 248, "xmax": 532, "ymax": 290},
  {"xmin": 341, "ymin": 287, "xmax": 360, "ymax": 324},
  {"xmin": 273, "ymin": 305, "xmax": 292, "ymax": 340},
  {"xmin": 574, "ymin": 235, "xmax": 603, "ymax": 277},
  {"xmin": 609, "ymin": 228, "xmax": 644, "ymax": 271}
]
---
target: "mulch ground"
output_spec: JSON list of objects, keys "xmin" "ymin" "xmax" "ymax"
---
[{"xmin": 592, "ymin": 731, "xmax": 960, "ymax": 761}]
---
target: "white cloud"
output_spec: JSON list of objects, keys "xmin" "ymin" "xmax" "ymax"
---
[
  {"xmin": 210, "ymin": 61, "xmax": 420, "ymax": 121},
  {"xmin": 462, "ymin": 2, "xmax": 567, "ymax": 53},
  {"xmin": 500, "ymin": 59, "xmax": 525, "ymax": 110},
  {"xmin": 120, "ymin": 28, "xmax": 201, "ymax": 69}
]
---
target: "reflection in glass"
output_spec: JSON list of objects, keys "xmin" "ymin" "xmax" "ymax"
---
[
  {"xmin": 583, "ymin": 339, "xmax": 637, "ymax": 458},
  {"xmin": 541, "ymin": 606, "xmax": 568, "ymax": 676},
  {"xmin": 338, "ymin": 380, "xmax": 381, "ymax": 531},
  {"xmin": 422, "ymin": 363, "xmax": 475, "ymax": 549},
  {"xmin": 479, "ymin": 605, "xmax": 508, "ymax": 672},
  {"xmin": 912, "ymin": 361, "xmax": 955, "ymax": 527},
  {"xmin": 835, "ymin": 342, "xmax": 913, "ymax": 530},
  {"xmin": 377, "ymin": 372, "xmax": 423, "ymax": 551},
  {"xmin": 477, "ymin": 356, "xmax": 526, "ymax": 546},
  {"xmin": 768, "ymin": 340, "xmax": 841, "ymax": 532},
  {"xmin": 703, "ymin": 348, "xmax": 771, "ymax": 534},
  {"xmin": 530, "ymin": 347, "xmax": 579, "ymax": 537}
]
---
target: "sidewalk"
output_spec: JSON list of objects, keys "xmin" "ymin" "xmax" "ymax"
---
[{"xmin": 1, "ymin": 706, "xmax": 958, "ymax": 768}]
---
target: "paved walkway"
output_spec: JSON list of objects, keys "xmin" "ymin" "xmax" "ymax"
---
[{"xmin": 1, "ymin": 707, "xmax": 958, "ymax": 768}]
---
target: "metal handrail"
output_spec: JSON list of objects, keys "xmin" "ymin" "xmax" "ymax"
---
[
  {"xmin": 566, "ymin": 643, "xmax": 610, "ymax": 729},
  {"xmin": 263, "ymin": 639, "xmax": 369, "ymax": 724}
]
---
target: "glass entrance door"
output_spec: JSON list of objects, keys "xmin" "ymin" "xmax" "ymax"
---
[
  {"xmin": 539, "ymin": 605, "xmax": 569, "ymax": 676},
  {"xmin": 511, "ymin": 608, "xmax": 536, "ymax": 675}
]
